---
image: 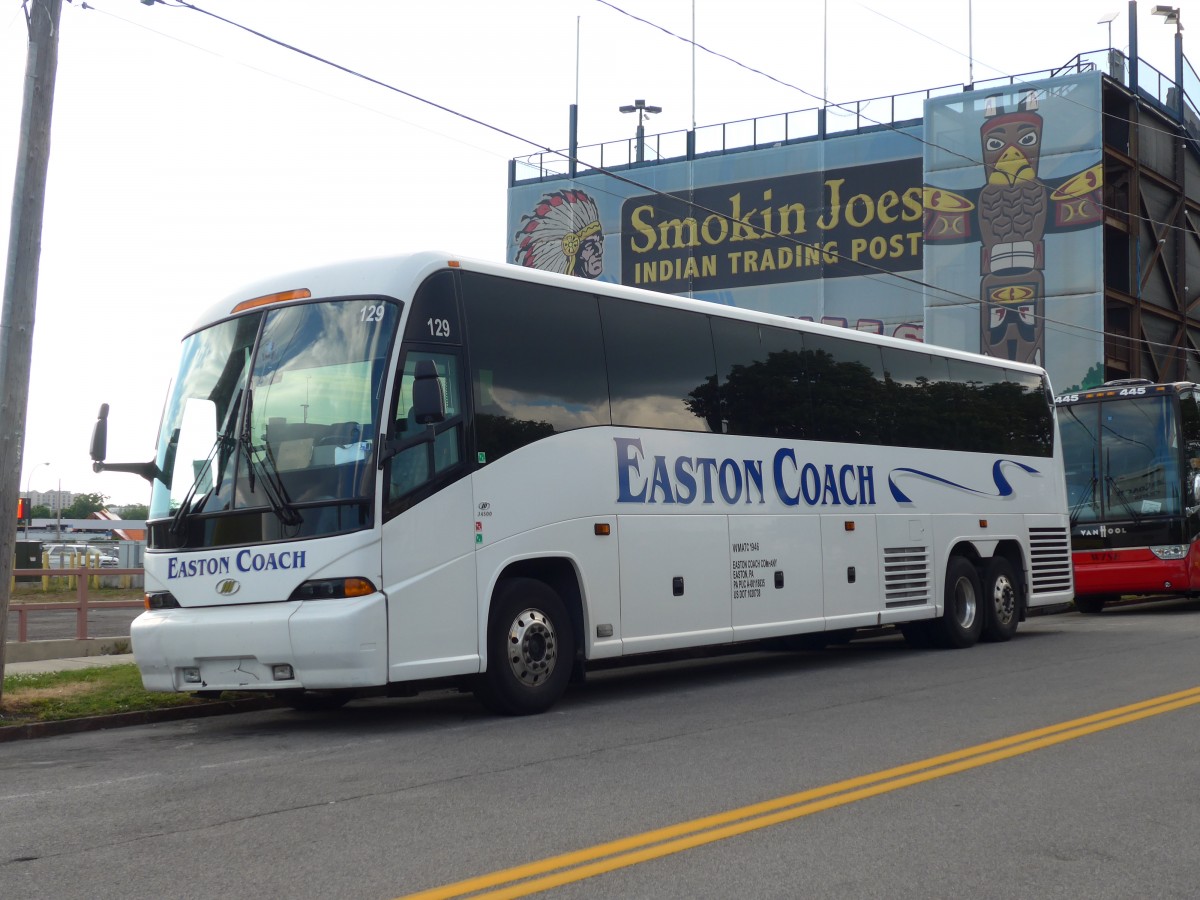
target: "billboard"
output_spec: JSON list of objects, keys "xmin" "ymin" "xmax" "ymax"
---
[
  {"xmin": 507, "ymin": 70, "xmax": 1106, "ymax": 387},
  {"xmin": 508, "ymin": 127, "xmax": 928, "ymax": 340}
]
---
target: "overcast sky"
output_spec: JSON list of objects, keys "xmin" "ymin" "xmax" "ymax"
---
[{"xmin": 0, "ymin": 0, "xmax": 1185, "ymax": 505}]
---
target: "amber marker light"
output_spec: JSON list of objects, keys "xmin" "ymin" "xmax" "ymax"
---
[
  {"xmin": 979, "ymin": 519, "xmax": 989, "ymax": 528},
  {"xmin": 447, "ymin": 259, "xmax": 461, "ymax": 268},
  {"xmin": 594, "ymin": 523, "xmax": 611, "ymax": 536},
  {"xmin": 343, "ymin": 577, "xmax": 375, "ymax": 597},
  {"xmin": 844, "ymin": 521, "xmax": 855, "ymax": 531},
  {"xmin": 230, "ymin": 288, "xmax": 311, "ymax": 314}
]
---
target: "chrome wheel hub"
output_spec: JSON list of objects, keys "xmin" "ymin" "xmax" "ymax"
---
[{"xmin": 506, "ymin": 608, "xmax": 557, "ymax": 687}]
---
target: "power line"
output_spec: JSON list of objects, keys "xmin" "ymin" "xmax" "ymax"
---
[
  {"xmin": 134, "ymin": 0, "xmax": 1193, "ymax": 367},
  {"xmin": 594, "ymin": 0, "xmax": 1196, "ymax": 246}
]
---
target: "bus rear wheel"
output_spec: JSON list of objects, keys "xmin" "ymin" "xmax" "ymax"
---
[
  {"xmin": 475, "ymin": 578, "xmax": 575, "ymax": 716},
  {"xmin": 933, "ymin": 557, "xmax": 984, "ymax": 648},
  {"xmin": 981, "ymin": 557, "xmax": 1021, "ymax": 642}
]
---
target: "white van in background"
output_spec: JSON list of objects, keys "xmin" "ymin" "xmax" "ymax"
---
[{"xmin": 43, "ymin": 544, "xmax": 119, "ymax": 569}]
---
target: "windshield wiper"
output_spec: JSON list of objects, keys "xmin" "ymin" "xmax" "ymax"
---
[
  {"xmin": 238, "ymin": 389, "xmax": 303, "ymax": 528},
  {"xmin": 168, "ymin": 391, "xmax": 243, "ymax": 541},
  {"xmin": 1069, "ymin": 474, "xmax": 1098, "ymax": 527},
  {"xmin": 1104, "ymin": 475, "xmax": 1143, "ymax": 525}
]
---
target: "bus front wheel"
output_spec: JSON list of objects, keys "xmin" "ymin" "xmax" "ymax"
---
[
  {"xmin": 475, "ymin": 578, "xmax": 575, "ymax": 716},
  {"xmin": 933, "ymin": 557, "xmax": 984, "ymax": 649},
  {"xmin": 981, "ymin": 557, "xmax": 1021, "ymax": 642}
]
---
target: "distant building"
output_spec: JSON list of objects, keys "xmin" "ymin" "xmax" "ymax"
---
[
  {"xmin": 31, "ymin": 489, "xmax": 73, "ymax": 511},
  {"xmin": 508, "ymin": 46, "xmax": 1198, "ymax": 392}
]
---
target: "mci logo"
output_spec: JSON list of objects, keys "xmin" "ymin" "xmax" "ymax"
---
[{"xmin": 215, "ymin": 579, "xmax": 241, "ymax": 596}]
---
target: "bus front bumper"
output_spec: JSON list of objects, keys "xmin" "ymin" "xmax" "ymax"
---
[
  {"xmin": 131, "ymin": 593, "xmax": 387, "ymax": 693},
  {"xmin": 1072, "ymin": 549, "xmax": 1193, "ymax": 598}
]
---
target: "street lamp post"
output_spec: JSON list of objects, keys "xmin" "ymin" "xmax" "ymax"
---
[
  {"xmin": 619, "ymin": 99, "xmax": 662, "ymax": 164},
  {"xmin": 1099, "ymin": 11, "xmax": 1122, "ymax": 79},
  {"xmin": 1099, "ymin": 11, "xmax": 1117, "ymax": 48},
  {"xmin": 1152, "ymin": 5, "xmax": 1184, "ymax": 118},
  {"xmin": 23, "ymin": 461, "xmax": 48, "ymax": 540}
]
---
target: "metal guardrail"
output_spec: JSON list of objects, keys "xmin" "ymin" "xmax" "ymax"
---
[{"xmin": 8, "ymin": 567, "xmax": 144, "ymax": 642}]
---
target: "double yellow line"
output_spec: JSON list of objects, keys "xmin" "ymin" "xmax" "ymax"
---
[{"xmin": 401, "ymin": 686, "xmax": 1200, "ymax": 900}]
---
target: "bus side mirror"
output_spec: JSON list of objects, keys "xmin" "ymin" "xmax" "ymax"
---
[
  {"xmin": 90, "ymin": 403, "xmax": 110, "ymax": 467},
  {"xmin": 88, "ymin": 402, "xmax": 161, "ymax": 483},
  {"xmin": 412, "ymin": 359, "xmax": 445, "ymax": 426}
]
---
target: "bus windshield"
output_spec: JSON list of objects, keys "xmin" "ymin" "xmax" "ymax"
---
[
  {"xmin": 1060, "ymin": 394, "xmax": 1181, "ymax": 524},
  {"xmin": 148, "ymin": 299, "xmax": 399, "ymax": 543}
]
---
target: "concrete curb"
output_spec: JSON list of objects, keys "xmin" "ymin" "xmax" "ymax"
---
[
  {"xmin": 5, "ymin": 637, "xmax": 132, "ymax": 664},
  {"xmin": 0, "ymin": 696, "xmax": 285, "ymax": 743}
]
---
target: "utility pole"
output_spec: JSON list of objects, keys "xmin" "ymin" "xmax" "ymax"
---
[{"xmin": 0, "ymin": 0, "xmax": 64, "ymax": 698}]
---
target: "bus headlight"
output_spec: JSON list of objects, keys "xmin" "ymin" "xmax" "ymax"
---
[
  {"xmin": 288, "ymin": 577, "xmax": 376, "ymax": 601},
  {"xmin": 1150, "ymin": 545, "xmax": 1187, "ymax": 560}
]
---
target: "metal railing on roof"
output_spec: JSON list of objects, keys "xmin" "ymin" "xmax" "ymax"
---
[
  {"xmin": 510, "ymin": 81, "xmax": 960, "ymax": 186},
  {"xmin": 510, "ymin": 48, "xmax": 1198, "ymax": 187}
]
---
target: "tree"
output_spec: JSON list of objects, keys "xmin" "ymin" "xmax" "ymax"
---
[
  {"xmin": 117, "ymin": 504, "xmax": 148, "ymax": 519},
  {"xmin": 30, "ymin": 504, "xmax": 51, "ymax": 519},
  {"xmin": 61, "ymin": 492, "xmax": 108, "ymax": 519}
]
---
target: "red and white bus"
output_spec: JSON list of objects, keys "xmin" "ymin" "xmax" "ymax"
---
[{"xmin": 1057, "ymin": 380, "xmax": 1200, "ymax": 612}]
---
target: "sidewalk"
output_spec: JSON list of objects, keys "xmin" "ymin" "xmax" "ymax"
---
[{"xmin": 5, "ymin": 653, "xmax": 135, "ymax": 676}]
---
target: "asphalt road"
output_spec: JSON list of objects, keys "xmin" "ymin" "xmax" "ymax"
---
[{"xmin": 2, "ymin": 599, "xmax": 1199, "ymax": 900}]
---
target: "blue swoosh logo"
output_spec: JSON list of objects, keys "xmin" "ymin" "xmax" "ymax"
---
[{"xmin": 888, "ymin": 459, "xmax": 1040, "ymax": 504}]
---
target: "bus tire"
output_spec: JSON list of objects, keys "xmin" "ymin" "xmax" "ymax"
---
[
  {"xmin": 1074, "ymin": 596, "xmax": 1107, "ymax": 614},
  {"xmin": 475, "ymin": 578, "xmax": 575, "ymax": 716},
  {"xmin": 934, "ymin": 557, "xmax": 984, "ymax": 649},
  {"xmin": 981, "ymin": 557, "xmax": 1021, "ymax": 642}
]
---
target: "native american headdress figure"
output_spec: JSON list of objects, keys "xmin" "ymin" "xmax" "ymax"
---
[{"xmin": 514, "ymin": 189, "xmax": 605, "ymax": 278}]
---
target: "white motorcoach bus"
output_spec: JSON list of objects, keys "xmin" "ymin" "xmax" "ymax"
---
[{"xmin": 92, "ymin": 252, "xmax": 1073, "ymax": 714}]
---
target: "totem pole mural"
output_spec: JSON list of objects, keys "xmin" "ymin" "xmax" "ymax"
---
[{"xmin": 924, "ymin": 83, "xmax": 1103, "ymax": 374}]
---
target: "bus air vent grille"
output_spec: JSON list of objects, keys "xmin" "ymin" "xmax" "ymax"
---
[
  {"xmin": 883, "ymin": 546, "xmax": 930, "ymax": 607},
  {"xmin": 1028, "ymin": 526, "xmax": 1073, "ymax": 593}
]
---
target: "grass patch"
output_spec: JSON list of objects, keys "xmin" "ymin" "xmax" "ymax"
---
[{"xmin": 0, "ymin": 664, "xmax": 218, "ymax": 728}]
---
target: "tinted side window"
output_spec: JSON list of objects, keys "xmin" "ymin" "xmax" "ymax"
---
[
  {"xmin": 385, "ymin": 351, "xmax": 465, "ymax": 508},
  {"xmin": 600, "ymin": 298, "xmax": 717, "ymax": 432},
  {"xmin": 945, "ymin": 358, "xmax": 1008, "ymax": 452},
  {"xmin": 1181, "ymin": 391, "xmax": 1200, "ymax": 460},
  {"xmin": 1002, "ymin": 369, "xmax": 1054, "ymax": 457},
  {"xmin": 805, "ymin": 334, "xmax": 885, "ymax": 444},
  {"xmin": 712, "ymin": 317, "xmax": 809, "ymax": 439},
  {"xmin": 881, "ymin": 348, "xmax": 954, "ymax": 450},
  {"xmin": 462, "ymin": 271, "xmax": 609, "ymax": 463}
]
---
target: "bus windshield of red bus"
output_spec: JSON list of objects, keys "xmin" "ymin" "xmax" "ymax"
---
[{"xmin": 1060, "ymin": 394, "xmax": 1180, "ymax": 525}]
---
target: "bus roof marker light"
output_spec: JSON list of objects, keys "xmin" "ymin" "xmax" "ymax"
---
[{"xmin": 231, "ymin": 288, "xmax": 311, "ymax": 314}]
